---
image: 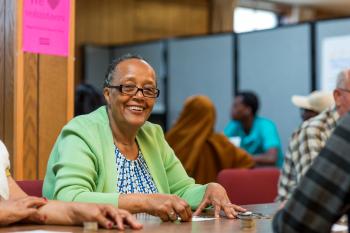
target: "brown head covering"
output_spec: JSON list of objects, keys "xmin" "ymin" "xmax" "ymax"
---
[{"xmin": 166, "ymin": 95, "xmax": 255, "ymax": 184}]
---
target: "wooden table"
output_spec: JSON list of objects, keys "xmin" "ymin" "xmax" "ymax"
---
[{"xmin": 0, "ymin": 203, "xmax": 279, "ymax": 233}]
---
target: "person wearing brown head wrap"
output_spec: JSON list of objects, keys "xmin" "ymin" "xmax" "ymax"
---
[{"xmin": 166, "ymin": 95, "xmax": 255, "ymax": 184}]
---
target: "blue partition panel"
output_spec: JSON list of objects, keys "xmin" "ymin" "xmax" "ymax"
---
[
  {"xmin": 238, "ymin": 24, "xmax": 311, "ymax": 152},
  {"xmin": 167, "ymin": 34, "xmax": 234, "ymax": 131}
]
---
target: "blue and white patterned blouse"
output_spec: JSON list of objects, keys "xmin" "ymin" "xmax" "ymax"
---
[{"xmin": 115, "ymin": 147, "xmax": 158, "ymax": 194}]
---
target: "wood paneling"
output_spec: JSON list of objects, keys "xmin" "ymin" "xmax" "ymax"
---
[
  {"xmin": 76, "ymin": 0, "xmax": 209, "ymax": 45},
  {"xmin": 23, "ymin": 53, "xmax": 39, "ymax": 179},
  {"xmin": 211, "ymin": 0, "xmax": 237, "ymax": 33},
  {"xmin": 38, "ymin": 55, "xmax": 68, "ymax": 179},
  {"xmin": 134, "ymin": 0, "xmax": 209, "ymax": 40},
  {"xmin": 76, "ymin": 0, "xmax": 135, "ymax": 45},
  {"xmin": 14, "ymin": 0, "xmax": 24, "ymax": 179},
  {"xmin": 75, "ymin": 0, "xmax": 210, "ymax": 83},
  {"xmin": 19, "ymin": 54, "xmax": 70, "ymax": 180},
  {"xmin": 0, "ymin": 0, "xmax": 4, "ymax": 141},
  {"xmin": 67, "ymin": 0, "xmax": 75, "ymax": 120},
  {"xmin": 11, "ymin": 0, "xmax": 75, "ymax": 180},
  {"xmin": 4, "ymin": 0, "xmax": 16, "ymax": 168}
]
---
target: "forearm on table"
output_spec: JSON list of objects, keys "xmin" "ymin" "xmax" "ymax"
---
[
  {"xmin": 36, "ymin": 200, "xmax": 77, "ymax": 225},
  {"xmin": 118, "ymin": 193, "xmax": 152, "ymax": 214}
]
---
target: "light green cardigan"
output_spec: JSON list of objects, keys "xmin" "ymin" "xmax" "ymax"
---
[{"xmin": 43, "ymin": 106, "xmax": 206, "ymax": 209}]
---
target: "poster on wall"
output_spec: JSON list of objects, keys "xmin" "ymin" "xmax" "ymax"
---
[
  {"xmin": 23, "ymin": 0, "xmax": 70, "ymax": 56},
  {"xmin": 321, "ymin": 35, "xmax": 350, "ymax": 91}
]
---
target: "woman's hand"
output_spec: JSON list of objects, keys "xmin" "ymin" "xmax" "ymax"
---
[
  {"xmin": 193, "ymin": 183, "xmax": 246, "ymax": 218},
  {"xmin": 144, "ymin": 194, "xmax": 192, "ymax": 222},
  {"xmin": 0, "ymin": 196, "xmax": 47, "ymax": 226},
  {"xmin": 119, "ymin": 193, "xmax": 192, "ymax": 222},
  {"xmin": 37, "ymin": 201, "xmax": 142, "ymax": 230},
  {"xmin": 71, "ymin": 203, "xmax": 143, "ymax": 230},
  {"xmin": 118, "ymin": 193, "xmax": 192, "ymax": 222}
]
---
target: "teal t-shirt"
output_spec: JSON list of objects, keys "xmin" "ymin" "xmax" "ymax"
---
[{"xmin": 224, "ymin": 116, "xmax": 283, "ymax": 168}]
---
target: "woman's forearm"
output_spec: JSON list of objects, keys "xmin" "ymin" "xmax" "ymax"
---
[
  {"xmin": 118, "ymin": 193, "xmax": 149, "ymax": 213},
  {"xmin": 35, "ymin": 200, "xmax": 77, "ymax": 225}
]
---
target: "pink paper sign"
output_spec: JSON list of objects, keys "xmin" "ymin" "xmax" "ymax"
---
[{"xmin": 23, "ymin": 0, "xmax": 70, "ymax": 56}]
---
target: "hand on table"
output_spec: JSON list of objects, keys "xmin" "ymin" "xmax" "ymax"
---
[
  {"xmin": 37, "ymin": 201, "xmax": 142, "ymax": 230},
  {"xmin": 145, "ymin": 194, "xmax": 192, "ymax": 222},
  {"xmin": 72, "ymin": 203, "xmax": 143, "ymax": 230},
  {"xmin": 193, "ymin": 183, "xmax": 246, "ymax": 218},
  {"xmin": 0, "ymin": 196, "xmax": 47, "ymax": 226}
]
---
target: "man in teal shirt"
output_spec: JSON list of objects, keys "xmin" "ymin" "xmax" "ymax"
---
[{"xmin": 224, "ymin": 91, "xmax": 283, "ymax": 167}]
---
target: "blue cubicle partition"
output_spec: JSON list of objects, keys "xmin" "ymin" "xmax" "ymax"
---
[
  {"xmin": 167, "ymin": 34, "xmax": 235, "ymax": 132},
  {"xmin": 238, "ymin": 24, "xmax": 312, "ymax": 152},
  {"xmin": 315, "ymin": 18, "xmax": 350, "ymax": 91}
]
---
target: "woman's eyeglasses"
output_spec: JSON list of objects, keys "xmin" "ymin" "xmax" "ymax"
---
[{"xmin": 107, "ymin": 84, "xmax": 160, "ymax": 98}]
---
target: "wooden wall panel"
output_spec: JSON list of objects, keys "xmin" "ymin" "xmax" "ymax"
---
[
  {"xmin": 23, "ymin": 53, "xmax": 39, "ymax": 179},
  {"xmin": 38, "ymin": 55, "xmax": 68, "ymax": 179},
  {"xmin": 0, "ymin": 0, "xmax": 4, "ymax": 141},
  {"xmin": 4, "ymin": 0, "xmax": 15, "ymax": 167},
  {"xmin": 75, "ymin": 0, "xmax": 210, "ymax": 83},
  {"xmin": 76, "ymin": 0, "xmax": 135, "ymax": 45},
  {"xmin": 211, "ymin": 0, "xmax": 237, "ymax": 33},
  {"xmin": 67, "ymin": 0, "xmax": 75, "ymax": 121},
  {"xmin": 12, "ymin": 0, "xmax": 75, "ymax": 179},
  {"xmin": 76, "ymin": 0, "xmax": 209, "ymax": 45},
  {"xmin": 134, "ymin": 0, "xmax": 209, "ymax": 40}
]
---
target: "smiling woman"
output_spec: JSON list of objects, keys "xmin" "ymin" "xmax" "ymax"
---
[{"xmin": 43, "ymin": 54, "xmax": 246, "ymax": 222}]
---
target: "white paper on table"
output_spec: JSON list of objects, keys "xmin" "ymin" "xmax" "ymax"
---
[
  {"xmin": 13, "ymin": 231, "xmax": 71, "ymax": 233},
  {"xmin": 331, "ymin": 224, "xmax": 348, "ymax": 232},
  {"xmin": 191, "ymin": 216, "xmax": 217, "ymax": 222}
]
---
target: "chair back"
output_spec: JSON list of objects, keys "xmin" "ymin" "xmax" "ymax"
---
[
  {"xmin": 217, "ymin": 168, "xmax": 280, "ymax": 205},
  {"xmin": 16, "ymin": 180, "xmax": 43, "ymax": 197}
]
